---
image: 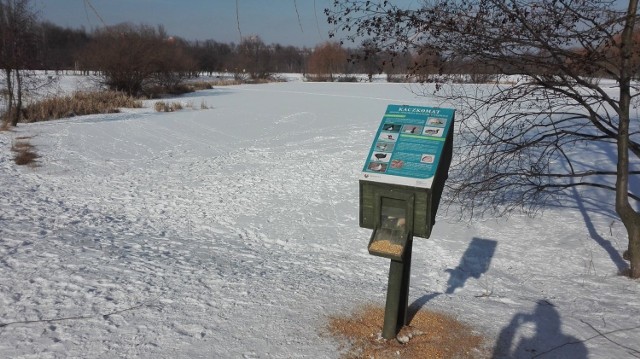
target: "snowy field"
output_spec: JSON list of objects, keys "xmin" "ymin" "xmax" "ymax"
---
[{"xmin": 1, "ymin": 77, "xmax": 639, "ymax": 358}]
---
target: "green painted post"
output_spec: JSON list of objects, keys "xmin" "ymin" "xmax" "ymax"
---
[
  {"xmin": 398, "ymin": 237, "xmax": 412, "ymax": 326},
  {"xmin": 381, "ymin": 237, "xmax": 413, "ymax": 339},
  {"xmin": 382, "ymin": 259, "xmax": 405, "ymax": 339}
]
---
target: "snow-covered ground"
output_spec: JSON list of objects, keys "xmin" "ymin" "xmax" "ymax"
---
[{"xmin": 1, "ymin": 78, "xmax": 639, "ymax": 358}]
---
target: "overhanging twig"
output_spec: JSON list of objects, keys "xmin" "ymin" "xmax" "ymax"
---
[
  {"xmin": 0, "ymin": 297, "xmax": 157, "ymax": 329},
  {"xmin": 532, "ymin": 321, "xmax": 640, "ymax": 358}
]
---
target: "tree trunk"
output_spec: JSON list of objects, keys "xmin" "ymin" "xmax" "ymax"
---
[
  {"xmin": 4, "ymin": 68, "xmax": 13, "ymax": 124},
  {"xmin": 617, "ymin": 0, "xmax": 640, "ymax": 278},
  {"xmin": 616, "ymin": 94, "xmax": 640, "ymax": 277},
  {"xmin": 11, "ymin": 68, "xmax": 21, "ymax": 126},
  {"xmin": 626, "ymin": 222, "xmax": 640, "ymax": 278}
]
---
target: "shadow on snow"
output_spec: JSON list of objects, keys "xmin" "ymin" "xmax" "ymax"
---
[{"xmin": 492, "ymin": 300, "xmax": 588, "ymax": 359}]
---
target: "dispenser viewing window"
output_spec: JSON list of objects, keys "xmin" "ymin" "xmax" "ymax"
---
[
  {"xmin": 365, "ymin": 187, "xmax": 414, "ymax": 261},
  {"xmin": 368, "ymin": 197, "xmax": 411, "ymax": 261},
  {"xmin": 381, "ymin": 198, "xmax": 406, "ymax": 232}
]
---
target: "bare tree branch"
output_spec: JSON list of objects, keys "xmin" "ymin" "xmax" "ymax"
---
[
  {"xmin": 533, "ymin": 320, "xmax": 640, "ymax": 358},
  {"xmin": 235, "ymin": 0, "xmax": 242, "ymax": 41},
  {"xmin": 0, "ymin": 297, "xmax": 158, "ymax": 328},
  {"xmin": 293, "ymin": 0, "xmax": 303, "ymax": 33},
  {"xmin": 82, "ymin": 0, "xmax": 106, "ymax": 28}
]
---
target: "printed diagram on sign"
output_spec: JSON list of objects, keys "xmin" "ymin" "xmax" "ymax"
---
[
  {"xmin": 375, "ymin": 142, "xmax": 395, "ymax": 152},
  {"xmin": 368, "ymin": 162, "xmax": 388, "ymax": 172},
  {"xmin": 379, "ymin": 132, "xmax": 398, "ymax": 142},
  {"xmin": 427, "ymin": 117, "xmax": 445, "ymax": 126},
  {"xmin": 423, "ymin": 126, "xmax": 444, "ymax": 137},
  {"xmin": 402, "ymin": 125, "xmax": 423, "ymax": 134},
  {"xmin": 421, "ymin": 154, "xmax": 435, "ymax": 164},
  {"xmin": 391, "ymin": 159, "xmax": 404, "ymax": 169},
  {"xmin": 383, "ymin": 123, "xmax": 402, "ymax": 132},
  {"xmin": 371, "ymin": 152, "xmax": 391, "ymax": 163}
]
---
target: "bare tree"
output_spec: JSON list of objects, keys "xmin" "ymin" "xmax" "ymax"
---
[
  {"xmin": 271, "ymin": 44, "xmax": 306, "ymax": 73},
  {"xmin": 149, "ymin": 36, "xmax": 197, "ymax": 94},
  {"xmin": 306, "ymin": 41, "xmax": 347, "ymax": 81},
  {"xmin": 39, "ymin": 22, "xmax": 91, "ymax": 73},
  {"xmin": 233, "ymin": 35, "xmax": 273, "ymax": 81},
  {"xmin": 352, "ymin": 39, "xmax": 382, "ymax": 82},
  {"xmin": 188, "ymin": 40, "xmax": 234, "ymax": 75},
  {"xmin": 80, "ymin": 23, "xmax": 195, "ymax": 97},
  {"xmin": 0, "ymin": 0, "xmax": 38, "ymax": 126},
  {"xmin": 327, "ymin": 0, "xmax": 640, "ymax": 277}
]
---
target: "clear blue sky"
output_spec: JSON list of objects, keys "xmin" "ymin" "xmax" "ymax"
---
[{"xmin": 33, "ymin": 0, "xmax": 422, "ymax": 48}]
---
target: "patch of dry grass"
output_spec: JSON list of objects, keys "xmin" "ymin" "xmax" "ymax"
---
[
  {"xmin": 11, "ymin": 136, "xmax": 39, "ymax": 166},
  {"xmin": 327, "ymin": 305, "xmax": 491, "ymax": 359},
  {"xmin": 154, "ymin": 101, "xmax": 183, "ymax": 112},
  {"xmin": 20, "ymin": 91, "xmax": 143, "ymax": 123},
  {"xmin": 188, "ymin": 79, "xmax": 243, "ymax": 89},
  {"xmin": 154, "ymin": 100, "xmax": 210, "ymax": 112}
]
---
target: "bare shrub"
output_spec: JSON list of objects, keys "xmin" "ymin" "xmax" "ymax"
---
[
  {"xmin": 386, "ymin": 73, "xmax": 411, "ymax": 83},
  {"xmin": 203, "ymin": 79, "xmax": 243, "ymax": 86},
  {"xmin": 188, "ymin": 81, "xmax": 214, "ymax": 91},
  {"xmin": 304, "ymin": 74, "xmax": 332, "ymax": 82},
  {"xmin": 154, "ymin": 101, "xmax": 183, "ymax": 112},
  {"xmin": 468, "ymin": 73, "xmax": 497, "ymax": 84},
  {"xmin": 327, "ymin": 305, "xmax": 490, "ymax": 359},
  {"xmin": 178, "ymin": 79, "xmax": 243, "ymax": 92},
  {"xmin": 11, "ymin": 136, "xmax": 38, "ymax": 166},
  {"xmin": 244, "ymin": 77, "xmax": 273, "ymax": 84},
  {"xmin": 336, "ymin": 76, "xmax": 358, "ymax": 82},
  {"xmin": 0, "ymin": 118, "xmax": 11, "ymax": 131}
]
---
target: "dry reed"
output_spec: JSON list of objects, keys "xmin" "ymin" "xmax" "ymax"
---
[{"xmin": 20, "ymin": 91, "xmax": 143, "ymax": 123}]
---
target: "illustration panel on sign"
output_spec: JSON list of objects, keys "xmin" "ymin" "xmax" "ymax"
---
[{"xmin": 361, "ymin": 104, "xmax": 455, "ymax": 188}]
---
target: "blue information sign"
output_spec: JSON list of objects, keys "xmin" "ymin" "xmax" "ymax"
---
[{"xmin": 361, "ymin": 104, "xmax": 455, "ymax": 189}]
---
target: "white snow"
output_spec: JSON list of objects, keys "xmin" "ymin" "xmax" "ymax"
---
[{"xmin": 1, "ymin": 78, "xmax": 639, "ymax": 358}]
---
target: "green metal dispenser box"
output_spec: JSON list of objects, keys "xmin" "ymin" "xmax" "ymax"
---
[{"xmin": 360, "ymin": 105, "xmax": 455, "ymax": 259}]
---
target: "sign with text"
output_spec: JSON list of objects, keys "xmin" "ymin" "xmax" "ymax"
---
[{"xmin": 361, "ymin": 105, "xmax": 455, "ymax": 189}]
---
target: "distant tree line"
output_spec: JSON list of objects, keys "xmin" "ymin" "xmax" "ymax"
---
[
  {"xmin": 20, "ymin": 5, "xmax": 632, "ymax": 98},
  {"xmin": 32, "ymin": 18, "xmax": 471, "ymax": 84},
  {"xmin": 19, "ymin": 19, "xmax": 435, "ymax": 98},
  {"xmin": 33, "ymin": 21, "xmax": 407, "ymax": 79}
]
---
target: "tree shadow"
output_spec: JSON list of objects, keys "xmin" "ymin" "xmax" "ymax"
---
[
  {"xmin": 445, "ymin": 237, "xmax": 497, "ymax": 294},
  {"xmin": 493, "ymin": 300, "xmax": 588, "ymax": 359},
  {"xmin": 571, "ymin": 186, "xmax": 628, "ymax": 273},
  {"xmin": 523, "ymin": 140, "xmax": 629, "ymax": 273}
]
